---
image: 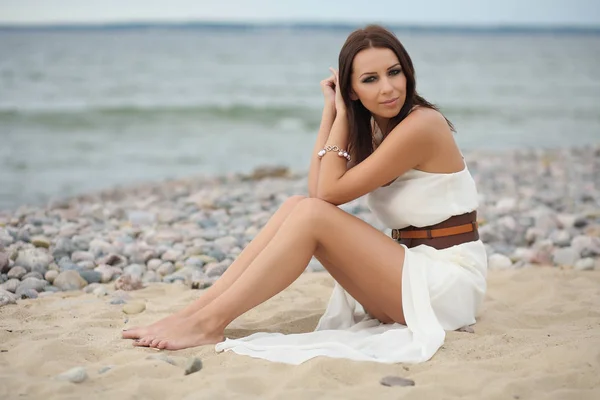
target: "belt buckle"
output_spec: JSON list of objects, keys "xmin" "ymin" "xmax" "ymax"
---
[{"xmin": 392, "ymin": 229, "xmax": 399, "ymax": 240}]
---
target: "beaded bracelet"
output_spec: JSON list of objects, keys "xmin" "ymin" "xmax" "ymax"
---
[{"xmin": 317, "ymin": 145, "xmax": 351, "ymax": 161}]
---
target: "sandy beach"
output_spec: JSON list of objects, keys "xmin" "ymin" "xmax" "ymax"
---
[
  {"xmin": 1, "ymin": 267, "xmax": 599, "ymax": 400},
  {"xmin": 0, "ymin": 148, "xmax": 599, "ymax": 399}
]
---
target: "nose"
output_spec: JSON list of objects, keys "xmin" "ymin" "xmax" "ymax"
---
[{"xmin": 380, "ymin": 76, "xmax": 394, "ymax": 94}]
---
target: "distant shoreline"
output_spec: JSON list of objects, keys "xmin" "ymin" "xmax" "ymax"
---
[{"xmin": 0, "ymin": 20, "xmax": 599, "ymax": 35}]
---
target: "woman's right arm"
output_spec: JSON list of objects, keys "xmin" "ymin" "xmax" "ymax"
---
[{"xmin": 308, "ymin": 105, "xmax": 336, "ymax": 198}]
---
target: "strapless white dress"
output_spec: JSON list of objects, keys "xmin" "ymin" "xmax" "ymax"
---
[{"xmin": 215, "ymin": 132, "xmax": 488, "ymax": 365}]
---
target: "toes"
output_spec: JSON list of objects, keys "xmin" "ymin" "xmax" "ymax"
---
[
  {"xmin": 122, "ymin": 327, "xmax": 143, "ymax": 339},
  {"xmin": 133, "ymin": 337, "xmax": 153, "ymax": 347},
  {"xmin": 150, "ymin": 338, "xmax": 162, "ymax": 348},
  {"xmin": 157, "ymin": 340, "xmax": 168, "ymax": 350}
]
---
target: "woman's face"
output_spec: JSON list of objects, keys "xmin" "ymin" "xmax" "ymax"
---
[{"xmin": 349, "ymin": 47, "xmax": 406, "ymax": 120}]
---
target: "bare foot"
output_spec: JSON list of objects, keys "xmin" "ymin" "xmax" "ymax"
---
[
  {"xmin": 133, "ymin": 316, "xmax": 224, "ymax": 350},
  {"xmin": 122, "ymin": 313, "xmax": 184, "ymax": 339}
]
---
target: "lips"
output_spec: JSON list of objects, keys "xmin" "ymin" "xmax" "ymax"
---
[{"xmin": 380, "ymin": 97, "xmax": 399, "ymax": 105}]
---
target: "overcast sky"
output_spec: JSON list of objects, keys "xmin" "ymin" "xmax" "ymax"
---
[{"xmin": 0, "ymin": 0, "xmax": 598, "ymax": 26}]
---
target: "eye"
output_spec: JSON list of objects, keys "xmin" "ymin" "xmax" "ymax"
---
[{"xmin": 361, "ymin": 69, "xmax": 402, "ymax": 83}]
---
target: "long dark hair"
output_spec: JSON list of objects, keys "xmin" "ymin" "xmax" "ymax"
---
[{"xmin": 338, "ymin": 25, "xmax": 454, "ymax": 164}]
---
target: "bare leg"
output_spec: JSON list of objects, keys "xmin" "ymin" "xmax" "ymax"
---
[
  {"xmin": 122, "ymin": 195, "xmax": 306, "ymax": 340},
  {"xmin": 135, "ymin": 198, "xmax": 406, "ymax": 350}
]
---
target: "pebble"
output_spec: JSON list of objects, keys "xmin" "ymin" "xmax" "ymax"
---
[
  {"xmin": 123, "ymin": 302, "xmax": 146, "ymax": 314},
  {"xmin": 552, "ymin": 247, "xmax": 580, "ymax": 267},
  {"xmin": 14, "ymin": 248, "xmax": 52, "ymax": 274},
  {"xmin": 1, "ymin": 279, "xmax": 19, "ymax": 293},
  {"xmin": 114, "ymin": 274, "xmax": 143, "ymax": 291},
  {"xmin": 98, "ymin": 366, "xmax": 113, "ymax": 374},
  {"xmin": 15, "ymin": 287, "xmax": 38, "ymax": 299},
  {"xmin": 0, "ymin": 289, "xmax": 17, "ymax": 306},
  {"xmin": 57, "ymin": 366, "xmax": 88, "ymax": 383},
  {"xmin": 574, "ymin": 258, "xmax": 595, "ymax": 271},
  {"xmin": 45, "ymin": 270, "xmax": 59, "ymax": 283},
  {"xmin": 0, "ymin": 149, "xmax": 597, "ymax": 311},
  {"xmin": 7, "ymin": 266, "xmax": 27, "ymax": 280},
  {"xmin": 53, "ymin": 270, "xmax": 88, "ymax": 291},
  {"xmin": 380, "ymin": 375, "xmax": 415, "ymax": 387},
  {"xmin": 18, "ymin": 277, "xmax": 48, "ymax": 292},
  {"xmin": 184, "ymin": 357, "xmax": 203, "ymax": 375},
  {"xmin": 31, "ymin": 236, "xmax": 50, "ymax": 248}
]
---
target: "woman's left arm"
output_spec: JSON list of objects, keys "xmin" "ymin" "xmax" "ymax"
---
[{"xmin": 316, "ymin": 109, "xmax": 437, "ymax": 205}]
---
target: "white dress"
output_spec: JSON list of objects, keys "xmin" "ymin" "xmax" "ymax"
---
[{"xmin": 215, "ymin": 132, "xmax": 488, "ymax": 365}]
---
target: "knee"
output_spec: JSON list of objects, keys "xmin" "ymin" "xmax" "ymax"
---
[
  {"xmin": 282, "ymin": 195, "xmax": 307, "ymax": 209},
  {"xmin": 290, "ymin": 197, "xmax": 333, "ymax": 223}
]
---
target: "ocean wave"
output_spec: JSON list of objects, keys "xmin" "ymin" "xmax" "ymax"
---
[
  {"xmin": 0, "ymin": 103, "xmax": 323, "ymax": 131},
  {"xmin": 0, "ymin": 103, "xmax": 318, "ymax": 119},
  {"xmin": 1, "ymin": 103, "xmax": 598, "ymax": 130}
]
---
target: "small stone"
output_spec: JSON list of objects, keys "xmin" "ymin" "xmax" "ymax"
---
[
  {"xmin": 0, "ymin": 289, "xmax": 17, "ymax": 306},
  {"xmin": 57, "ymin": 366, "xmax": 88, "ymax": 383},
  {"xmin": 78, "ymin": 270, "xmax": 102, "ymax": 284},
  {"xmin": 21, "ymin": 271, "xmax": 44, "ymax": 280},
  {"xmin": 99, "ymin": 253, "xmax": 126, "ymax": 267},
  {"xmin": 53, "ymin": 270, "xmax": 88, "ymax": 291},
  {"xmin": 380, "ymin": 375, "xmax": 415, "ymax": 387},
  {"xmin": 14, "ymin": 248, "xmax": 52, "ymax": 273},
  {"xmin": 147, "ymin": 258, "xmax": 162, "ymax": 271},
  {"xmin": 83, "ymin": 283, "xmax": 103, "ymax": 293},
  {"xmin": 123, "ymin": 302, "xmax": 146, "ymax": 314},
  {"xmin": 552, "ymin": 247, "xmax": 580, "ymax": 267},
  {"xmin": 7, "ymin": 266, "xmax": 27, "ymax": 280},
  {"xmin": 123, "ymin": 264, "xmax": 146, "ymax": 279},
  {"xmin": 45, "ymin": 270, "xmax": 59, "ymax": 283},
  {"xmin": 95, "ymin": 264, "xmax": 120, "ymax": 283},
  {"xmin": 161, "ymin": 249, "xmax": 182, "ymax": 262},
  {"xmin": 550, "ymin": 230, "xmax": 571, "ymax": 247},
  {"xmin": 114, "ymin": 274, "xmax": 143, "ymax": 291},
  {"xmin": 205, "ymin": 263, "xmax": 228, "ymax": 278},
  {"xmin": 15, "ymin": 287, "xmax": 38, "ymax": 299},
  {"xmin": 98, "ymin": 366, "xmax": 113, "ymax": 374},
  {"xmin": 184, "ymin": 357, "xmax": 203, "ymax": 375},
  {"xmin": 0, "ymin": 279, "xmax": 20, "ymax": 293},
  {"xmin": 31, "ymin": 236, "xmax": 51, "ymax": 249},
  {"xmin": 92, "ymin": 286, "xmax": 108, "ymax": 297},
  {"xmin": 156, "ymin": 262, "xmax": 175, "ymax": 277},
  {"xmin": 574, "ymin": 258, "xmax": 595, "ymax": 271},
  {"xmin": 142, "ymin": 270, "xmax": 160, "ymax": 283},
  {"xmin": 52, "ymin": 237, "xmax": 77, "ymax": 259},
  {"xmin": 18, "ymin": 277, "xmax": 48, "ymax": 292}
]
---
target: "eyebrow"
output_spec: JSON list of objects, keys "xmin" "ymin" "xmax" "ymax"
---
[{"xmin": 359, "ymin": 63, "xmax": 401, "ymax": 78}]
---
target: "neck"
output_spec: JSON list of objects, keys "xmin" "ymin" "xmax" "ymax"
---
[{"xmin": 372, "ymin": 115, "xmax": 390, "ymax": 135}]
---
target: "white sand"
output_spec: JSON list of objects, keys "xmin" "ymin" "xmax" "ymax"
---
[{"xmin": 1, "ymin": 267, "xmax": 600, "ymax": 400}]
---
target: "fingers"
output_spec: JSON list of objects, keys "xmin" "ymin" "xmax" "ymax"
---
[
  {"xmin": 328, "ymin": 67, "xmax": 339, "ymax": 82},
  {"xmin": 320, "ymin": 75, "xmax": 335, "ymax": 87}
]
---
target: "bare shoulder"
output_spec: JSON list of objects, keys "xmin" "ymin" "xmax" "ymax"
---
[{"xmin": 402, "ymin": 106, "xmax": 451, "ymax": 136}]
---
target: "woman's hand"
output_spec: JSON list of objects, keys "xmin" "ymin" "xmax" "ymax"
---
[
  {"xmin": 320, "ymin": 72, "xmax": 337, "ymax": 111},
  {"xmin": 328, "ymin": 67, "xmax": 346, "ymax": 115}
]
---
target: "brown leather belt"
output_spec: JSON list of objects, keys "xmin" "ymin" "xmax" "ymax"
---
[{"xmin": 391, "ymin": 211, "xmax": 479, "ymax": 250}]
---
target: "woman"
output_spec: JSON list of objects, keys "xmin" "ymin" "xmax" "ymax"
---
[{"xmin": 123, "ymin": 25, "xmax": 487, "ymax": 364}]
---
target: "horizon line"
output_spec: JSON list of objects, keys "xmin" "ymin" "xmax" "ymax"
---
[{"xmin": 0, "ymin": 19, "xmax": 599, "ymax": 33}]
